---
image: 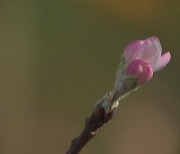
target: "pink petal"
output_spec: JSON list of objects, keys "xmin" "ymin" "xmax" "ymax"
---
[
  {"xmin": 138, "ymin": 65, "xmax": 153, "ymax": 85},
  {"xmin": 125, "ymin": 59, "xmax": 143, "ymax": 76},
  {"xmin": 152, "ymin": 52, "xmax": 171, "ymax": 72},
  {"xmin": 148, "ymin": 36, "xmax": 162, "ymax": 55},
  {"xmin": 125, "ymin": 59, "xmax": 153, "ymax": 85},
  {"xmin": 136, "ymin": 39, "xmax": 152, "ymax": 60},
  {"xmin": 136, "ymin": 37, "xmax": 162, "ymax": 63},
  {"xmin": 123, "ymin": 40, "xmax": 144, "ymax": 62},
  {"xmin": 145, "ymin": 36, "xmax": 162, "ymax": 65},
  {"xmin": 123, "ymin": 36, "xmax": 162, "ymax": 65}
]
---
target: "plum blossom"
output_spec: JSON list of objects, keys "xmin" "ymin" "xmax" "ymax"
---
[
  {"xmin": 123, "ymin": 36, "xmax": 171, "ymax": 85},
  {"xmin": 125, "ymin": 59, "xmax": 153, "ymax": 85}
]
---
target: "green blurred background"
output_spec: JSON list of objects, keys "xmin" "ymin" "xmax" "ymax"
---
[{"xmin": 0, "ymin": 0, "xmax": 180, "ymax": 153}]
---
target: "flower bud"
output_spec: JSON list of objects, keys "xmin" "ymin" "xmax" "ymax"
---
[
  {"xmin": 123, "ymin": 36, "xmax": 171, "ymax": 72},
  {"xmin": 125, "ymin": 59, "xmax": 153, "ymax": 85}
]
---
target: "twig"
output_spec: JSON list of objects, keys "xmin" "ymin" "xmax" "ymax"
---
[
  {"xmin": 66, "ymin": 36, "xmax": 171, "ymax": 153},
  {"xmin": 66, "ymin": 82, "xmax": 130, "ymax": 154}
]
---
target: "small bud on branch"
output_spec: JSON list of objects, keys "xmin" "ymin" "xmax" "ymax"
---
[{"xmin": 66, "ymin": 36, "xmax": 171, "ymax": 154}]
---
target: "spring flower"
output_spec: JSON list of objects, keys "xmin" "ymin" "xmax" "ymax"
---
[
  {"xmin": 125, "ymin": 59, "xmax": 153, "ymax": 85},
  {"xmin": 123, "ymin": 36, "xmax": 171, "ymax": 85}
]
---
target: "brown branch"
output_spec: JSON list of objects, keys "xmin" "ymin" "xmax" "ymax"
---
[
  {"xmin": 66, "ymin": 103, "xmax": 115, "ymax": 154},
  {"xmin": 66, "ymin": 100, "xmax": 115, "ymax": 154},
  {"xmin": 66, "ymin": 83, "xmax": 129, "ymax": 154}
]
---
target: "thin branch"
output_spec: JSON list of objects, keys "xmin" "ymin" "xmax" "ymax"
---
[
  {"xmin": 66, "ymin": 104, "xmax": 114, "ymax": 154},
  {"xmin": 66, "ymin": 36, "xmax": 171, "ymax": 154},
  {"xmin": 66, "ymin": 82, "xmax": 130, "ymax": 154}
]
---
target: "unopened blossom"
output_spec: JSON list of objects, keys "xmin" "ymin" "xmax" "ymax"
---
[
  {"xmin": 125, "ymin": 59, "xmax": 153, "ymax": 85},
  {"xmin": 123, "ymin": 36, "xmax": 171, "ymax": 85}
]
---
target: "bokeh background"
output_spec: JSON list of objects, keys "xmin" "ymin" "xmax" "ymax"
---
[{"xmin": 0, "ymin": 0, "xmax": 180, "ymax": 154}]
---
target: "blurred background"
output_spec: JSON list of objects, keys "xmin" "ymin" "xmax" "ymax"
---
[{"xmin": 0, "ymin": 0, "xmax": 180, "ymax": 153}]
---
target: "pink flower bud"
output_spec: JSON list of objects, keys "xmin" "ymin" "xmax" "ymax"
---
[
  {"xmin": 125, "ymin": 59, "xmax": 153, "ymax": 85},
  {"xmin": 123, "ymin": 36, "xmax": 171, "ymax": 72}
]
